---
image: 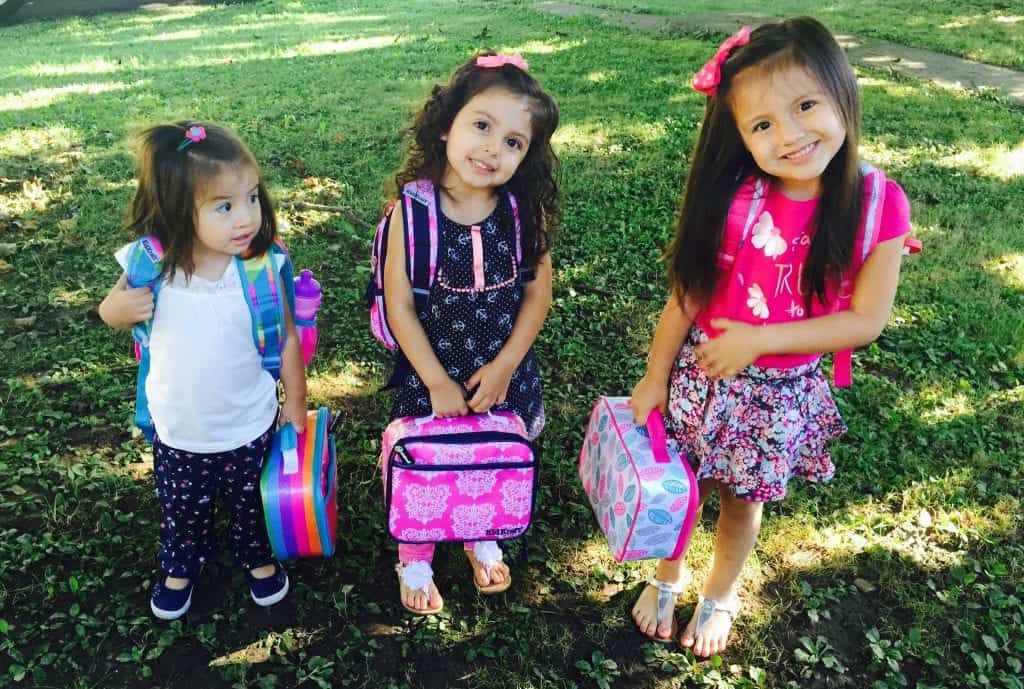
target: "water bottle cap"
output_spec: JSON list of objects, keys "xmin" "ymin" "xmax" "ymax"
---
[{"xmin": 294, "ymin": 269, "xmax": 321, "ymax": 298}]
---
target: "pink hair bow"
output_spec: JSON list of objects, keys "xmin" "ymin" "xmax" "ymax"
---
[
  {"xmin": 690, "ymin": 25, "xmax": 751, "ymax": 96},
  {"xmin": 476, "ymin": 53, "xmax": 529, "ymax": 71}
]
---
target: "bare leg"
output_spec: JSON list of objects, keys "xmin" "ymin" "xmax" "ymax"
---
[
  {"xmin": 680, "ymin": 483, "xmax": 762, "ymax": 657},
  {"xmin": 632, "ymin": 479, "xmax": 716, "ymax": 639}
]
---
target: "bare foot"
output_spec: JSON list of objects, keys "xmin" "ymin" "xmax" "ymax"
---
[
  {"xmin": 396, "ymin": 562, "xmax": 443, "ymax": 614},
  {"xmin": 680, "ymin": 594, "xmax": 740, "ymax": 657}
]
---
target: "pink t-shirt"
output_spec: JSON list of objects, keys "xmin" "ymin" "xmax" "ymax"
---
[{"xmin": 696, "ymin": 179, "xmax": 911, "ymax": 368}]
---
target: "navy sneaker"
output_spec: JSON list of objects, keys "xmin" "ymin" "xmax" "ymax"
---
[
  {"xmin": 151, "ymin": 572, "xmax": 199, "ymax": 621},
  {"xmin": 248, "ymin": 561, "xmax": 289, "ymax": 607}
]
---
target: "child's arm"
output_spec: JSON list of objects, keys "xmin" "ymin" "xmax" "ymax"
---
[
  {"xmin": 277, "ymin": 295, "xmax": 308, "ymax": 431},
  {"xmin": 696, "ymin": 236, "xmax": 906, "ymax": 379},
  {"xmin": 98, "ymin": 273, "xmax": 154, "ymax": 330},
  {"xmin": 466, "ymin": 252, "xmax": 553, "ymax": 413},
  {"xmin": 631, "ymin": 291, "xmax": 699, "ymax": 424},
  {"xmin": 383, "ymin": 204, "xmax": 468, "ymax": 418}
]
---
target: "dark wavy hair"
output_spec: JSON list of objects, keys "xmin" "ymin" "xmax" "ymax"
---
[
  {"xmin": 126, "ymin": 121, "xmax": 277, "ymax": 279},
  {"xmin": 393, "ymin": 53, "xmax": 560, "ymax": 268},
  {"xmin": 668, "ymin": 17, "xmax": 863, "ymax": 309}
]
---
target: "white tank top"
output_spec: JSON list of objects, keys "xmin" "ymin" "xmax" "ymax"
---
[{"xmin": 117, "ymin": 245, "xmax": 280, "ymax": 452}]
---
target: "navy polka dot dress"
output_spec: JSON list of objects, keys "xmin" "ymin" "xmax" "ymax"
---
[{"xmin": 390, "ymin": 193, "xmax": 545, "ymax": 439}]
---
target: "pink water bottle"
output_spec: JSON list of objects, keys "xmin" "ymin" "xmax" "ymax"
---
[{"xmin": 293, "ymin": 269, "xmax": 322, "ymax": 366}]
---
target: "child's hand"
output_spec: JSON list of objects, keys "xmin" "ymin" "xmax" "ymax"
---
[
  {"xmin": 99, "ymin": 274, "xmax": 154, "ymax": 329},
  {"xmin": 429, "ymin": 377, "xmax": 469, "ymax": 418},
  {"xmin": 278, "ymin": 398, "xmax": 307, "ymax": 432},
  {"xmin": 694, "ymin": 318, "xmax": 763, "ymax": 379},
  {"xmin": 631, "ymin": 374, "xmax": 668, "ymax": 425},
  {"xmin": 466, "ymin": 358, "xmax": 516, "ymax": 414}
]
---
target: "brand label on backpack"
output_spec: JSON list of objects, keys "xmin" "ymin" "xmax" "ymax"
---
[{"xmin": 140, "ymin": 237, "xmax": 161, "ymax": 264}]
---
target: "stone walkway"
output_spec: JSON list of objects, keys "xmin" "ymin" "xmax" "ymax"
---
[{"xmin": 536, "ymin": 2, "xmax": 1024, "ymax": 107}]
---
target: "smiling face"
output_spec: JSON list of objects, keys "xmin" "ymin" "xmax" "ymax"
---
[
  {"xmin": 730, "ymin": 61, "xmax": 847, "ymax": 199},
  {"xmin": 192, "ymin": 163, "xmax": 262, "ymax": 262},
  {"xmin": 440, "ymin": 86, "xmax": 533, "ymax": 196}
]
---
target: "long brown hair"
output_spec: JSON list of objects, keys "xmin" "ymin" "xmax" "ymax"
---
[
  {"xmin": 393, "ymin": 54, "xmax": 560, "ymax": 268},
  {"xmin": 126, "ymin": 121, "xmax": 277, "ymax": 279},
  {"xmin": 668, "ymin": 17, "xmax": 863, "ymax": 309}
]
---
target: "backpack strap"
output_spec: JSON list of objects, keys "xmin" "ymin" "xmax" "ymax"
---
[
  {"xmin": 833, "ymin": 162, "xmax": 887, "ymax": 388},
  {"xmin": 124, "ymin": 235, "xmax": 165, "ymax": 348},
  {"xmin": 401, "ymin": 179, "xmax": 441, "ymax": 314},
  {"xmin": 236, "ymin": 238, "xmax": 295, "ymax": 378},
  {"xmin": 123, "ymin": 235, "xmax": 165, "ymax": 442},
  {"xmin": 505, "ymin": 189, "xmax": 534, "ymax": 282},
  {"xmin": 368, "ymin": 204, "xmax": 398, "ymax": 349},
  {"xmin": 736, "ymin": 177, "xmax": 769, "ymax": 246}
]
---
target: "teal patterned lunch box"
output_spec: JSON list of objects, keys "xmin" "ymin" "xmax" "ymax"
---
[{"xmin": 578, "ymin": 396, "xmax": 699, "ymax": 561}]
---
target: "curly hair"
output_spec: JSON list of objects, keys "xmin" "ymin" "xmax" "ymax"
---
[
  {"xmin": 126, "ymin": 121, "xmax": 277, "ymax": 279},
  {"xmin": 393, "ymin": 53, "xmax": 560, "ymax": 268}
]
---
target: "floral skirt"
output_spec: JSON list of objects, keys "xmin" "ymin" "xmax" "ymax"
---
[{"xmin": 667, "ymin": 326, "xmax": 847, "ymax": 502}]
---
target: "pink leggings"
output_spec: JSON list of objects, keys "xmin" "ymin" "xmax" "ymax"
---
[{"xmin": 398, "ymin": 542, "xmax": 477, "ymax": 564}]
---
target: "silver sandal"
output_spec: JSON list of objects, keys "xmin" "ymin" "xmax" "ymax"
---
[
  {"xmin": 640, "ymin": 577, "xmax": 685, "ymax": 643},
  {"xmin": 691, "ymin": 594, "xmax": 740, "ymax": 642}
]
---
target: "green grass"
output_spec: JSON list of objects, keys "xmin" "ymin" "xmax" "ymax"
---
[
  {"xmin": 569, "ymin": 0, "xmax": 1024, "ymax": 71},
  {"xmin": 1, "ymin": 1, "xmax": 1022, "ymax": 688}
]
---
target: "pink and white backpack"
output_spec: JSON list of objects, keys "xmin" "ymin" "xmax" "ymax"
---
[{"xmin": 381, "ymin": 412, "xmax": 537, "ymax": 543}]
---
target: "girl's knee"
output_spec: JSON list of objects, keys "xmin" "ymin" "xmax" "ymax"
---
[{"xmin": 719, "ymin": 490, "xmax": 763, "ymax": 528}]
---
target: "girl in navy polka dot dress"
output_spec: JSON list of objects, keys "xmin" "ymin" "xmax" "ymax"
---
[{"xmin": 382, "ymin": 53, "xmax": 560, "ymax": 614}]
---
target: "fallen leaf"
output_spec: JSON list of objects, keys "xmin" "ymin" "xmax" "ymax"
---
[
  {"xmin": 916, "ymin": 508, "xmax": 933, "ymax": 529},
  {"xmin": 853, "ymin": 578, "xmax": 876, "ymax": 593},
  {"xmin": 22, "ymin": 179, "xmax": 45, "ymax": 200}
]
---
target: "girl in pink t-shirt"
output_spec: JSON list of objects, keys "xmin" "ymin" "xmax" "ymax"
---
[{"xmin": 629, "ymin": 18, "xmax": 913, "ymax": 656}]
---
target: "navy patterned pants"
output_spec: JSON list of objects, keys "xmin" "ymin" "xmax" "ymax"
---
[{"xmin": 152, "ymin": 424, "xmax": 275, "ymax": 577}]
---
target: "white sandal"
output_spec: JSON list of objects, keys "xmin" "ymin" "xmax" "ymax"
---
[
  {"xmin": 395, "ymin": 560, "xmax": 443, "ymax": 615},
  {"xmin": 466, "ymin": 542, "xmax": 511, "ymax": 594}
]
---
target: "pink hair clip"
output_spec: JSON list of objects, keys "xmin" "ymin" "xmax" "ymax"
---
[
  {"xmin": 177, "ymin": 125, "xmax": 207, "ymax": 151},
  {"xmin": 476, "ymin": 53, "xmax": 529, "ymax": 71},
  {"xmin": 691, "ymin": 26, "xmax": 751, "ymax": 96}
]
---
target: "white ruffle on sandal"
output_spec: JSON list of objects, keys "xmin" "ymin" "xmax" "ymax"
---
[
  {"xmin": 465, "ymin": 542, "xmax": 511, "ymax": 594},
  {"xmin": 395, "ymin": 560, "xmax": 443, "ymax": 615}
]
